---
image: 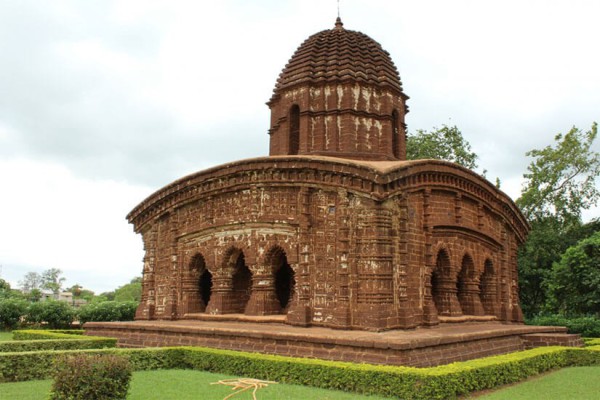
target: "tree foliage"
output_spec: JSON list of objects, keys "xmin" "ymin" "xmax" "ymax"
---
[
  {"xmin": 406, "ymin": 125, "xmax": 479, "ymax": 170},
  {"xmin": 517, "ymin": 123, "xmax": 600, "ymax": 227},
  {"xmin": 19, "ymin": 272, "xmax": 42, "ymax": 292},
  {"xmin": 41, "ymin": 268, "xmax": 66, "ymax": 295},
  {"xmin": 113, "ymin": 277, "xmax": 142, "ymax": 302},
  {"xmin": 26, "ymin": 300, "xmax": 76, "ymax": 328},
  {"xmin": 516, "ymin": 123, "xmax": 600, "ymax": 317},
  {"xmin": 547, "ymin": 232, "xmax": 600, "ymax": 316}
]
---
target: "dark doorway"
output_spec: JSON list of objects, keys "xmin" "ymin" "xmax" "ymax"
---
[
  {"xmin": 231, "ymin": 252, "xmax": 252, "ymax": 313},
  {"xmin": 199, "ymin": 269, "xmax": 212, "ymax": 308},
  {"xmin": 275, "ymin": 257, "xmax": 295, "ymax": 311}
]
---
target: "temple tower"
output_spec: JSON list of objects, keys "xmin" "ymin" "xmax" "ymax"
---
[{"xmin": 268, "ymin": 18, "xmax": 409, "ymax": 161}]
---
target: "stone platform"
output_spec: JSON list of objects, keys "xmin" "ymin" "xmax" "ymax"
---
[{"xmin": 84, "ymin": 318, "xmax": 582, "ymax": 367}]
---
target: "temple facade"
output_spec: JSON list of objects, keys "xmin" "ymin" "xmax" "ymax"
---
[{"xmin": 127, "ymin": 18, "xmax": 528, "ymax": 331}]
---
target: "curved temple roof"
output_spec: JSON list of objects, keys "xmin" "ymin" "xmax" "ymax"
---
[{"xmin": 270, "ymin": 18, "xmax": 406, "ymax": 102}]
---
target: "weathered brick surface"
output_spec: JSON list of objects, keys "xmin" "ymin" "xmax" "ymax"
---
[
  {"xmin": 125, "ymin": 19, "xmax": 529, "ymax": 334},
  {"xmin": 84, "ymin": 320, "xmax": 581, "ymax": 367}
]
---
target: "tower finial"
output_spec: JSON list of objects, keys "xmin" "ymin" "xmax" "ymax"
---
[{"xmin": 335, "ymin": 0, "xmax": 344, "ymax": 29}]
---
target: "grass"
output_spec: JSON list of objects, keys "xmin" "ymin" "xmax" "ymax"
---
[
  {"xmin": 0, "ymin": 331, "xmax": 13, "ymax": 341},
  {"xmin": 0, "ymin": 369, "xmax": 392, "ymax": 400},
  {"xmin": 472, "ymin": 366, "xmax": 600, "ymax": 399}
]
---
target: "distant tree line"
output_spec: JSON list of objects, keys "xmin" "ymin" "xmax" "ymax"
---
[{"xmin": 0, "ymin": 272, "xmax": 141, "ymax": 330}]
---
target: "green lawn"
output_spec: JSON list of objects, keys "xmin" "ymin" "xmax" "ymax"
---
[
  {"xmin": 472, "ymin": 366, "xmax": 600, "ymax": 399},
  {"xmin": 0, "ymin": 369, "xmax": 391, "ymax": 400},
  {"xmin": 0, "ymin": 331, "xmax": 13, "ymax": 341}
]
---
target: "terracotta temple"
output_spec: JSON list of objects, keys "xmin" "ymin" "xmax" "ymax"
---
[{"xmin": 126, "ymin": 18, "xmax": 528, "ymax": 332}]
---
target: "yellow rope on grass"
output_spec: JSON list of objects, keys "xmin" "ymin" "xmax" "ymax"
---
[{"xmin": 210, "ymin": 378, "xmax": 278, "ymax": 400}]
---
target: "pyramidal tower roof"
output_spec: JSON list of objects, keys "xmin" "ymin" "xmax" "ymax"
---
[{"xmin": 270, "ymin": 18, "xmax": 405, "ymax": 102}]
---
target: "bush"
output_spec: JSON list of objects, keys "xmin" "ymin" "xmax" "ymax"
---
[
  {"xmin": 50, "ymin": 354, "xmax": 132, "ymax": 400},
  {"xmin": 0, "ymin": 298, "xmax": 28, "ymax": 329},
  {"xmin": 527, "ymin": 315, "xmax": 600, "ymax": 337},
  {"xmin": 12, "ymin": 330, "xmax": 86, "ymax": 341},
  {"xmin": 78, "ymin": 301, "xmax": 137, "ymax": 324},
  {"xmin": 26, "ymin": 301, "xmax": 76, "ymax": 329},
  {"xmin": 3, "ymin": 345, "xmax": 600, "ymax": 398},
  {"xmin": 0, "ymin": 337, "xmax": 116, "ymax": 353},
  {"xmin": 0, "ymin": 348, "xmax": 182, "ymax": 382}
]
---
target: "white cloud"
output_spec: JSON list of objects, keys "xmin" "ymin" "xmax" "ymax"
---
[
  {"xmin": 0, "ymin": 0, "xmax": 599, "ymax": 291},
  {"xmin": 0, "ymin": 158, "xmax": 150, "ymax": 292}
]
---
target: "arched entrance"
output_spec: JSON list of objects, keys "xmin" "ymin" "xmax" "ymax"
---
[
  {"xmin": 231, "ymin": 252, "xmax": 252, "ymax": 314},
  {"xmin": 273, "ymin": 250, "xmax": 296, "ymax": 312},
  {"xmin": 199, "ymin": 268, "xmax": 212, "ymax": 309},
  {"xmin": 184, "ymin": 254, "xmax": 212, "ymax": 314}
]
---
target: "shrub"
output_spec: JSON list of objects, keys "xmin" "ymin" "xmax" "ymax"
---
[
  {"xmin": 50, "ymin": 354, "xmax": 132, "ymax": 400},
  {"xmin": 0, "ymin": 337, "xmax": 116, "ymax": 353},
  {"xmin": 78, "ymin": 301, "xmax": 137, "ymax": 324},
  {"xmin": 0, "ymin": 298, "xmax": 28, "ymax": 329},
  {"xmin": 12, "ymin": 329, "xmax": 86, "ymax": 341},
  {"xmin": 0, "ymin": 348, "xmax": 181, "ymax": 382},
  {"xmin": 527, "ymin": 315, "xmax": 600, "ymax": 337},
  {"xmin": 26, "ymin": 301, "xmax": 76, "ymax": 329}
]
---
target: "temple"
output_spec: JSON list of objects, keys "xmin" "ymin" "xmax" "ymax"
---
[{"xmin": 125, "ymin": 18, "xmax": 528, "ymax": 331}]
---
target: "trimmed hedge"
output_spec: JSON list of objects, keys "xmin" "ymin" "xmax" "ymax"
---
[
  {"xmin": 0, "ymin": 338, "xmax": 116, "ymax": 353},
  {"xmin": 527, "ymin": 315, "xmax": 600, "ymax": 337},
  {"xmin": 0, "ymin": 348, "xmax": 182, "ymax": 382},
  {"xmin": 3, "ymin": 345, "xmax": 600, "ymax": 399},
  {"xmin": 78, "ymin": 301, "xmax": 137, "ymax": 324},
  {"xmin": 12, "ymin": 330, "xmax": 88, "ymax": 341}
]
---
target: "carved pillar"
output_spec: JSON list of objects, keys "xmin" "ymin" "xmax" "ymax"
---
[
  {"xmin": 179, "ymin": 266, "xmax": 204, "ymax": 315},
  {"xmin": 287, "ymin": 187, "xmax": 312, "ymax": 326},
  {"xmin": 499, "ymin": 228, "xmax": 511, "ymax": 322},
  {"xmin": 395, "ymin": 195, "xmax": 416, "ymax": 328},
  {"xmin": 332, "ymin": 190, "xmax": 351, "ymax": 329},
  {"xmin": 422, "ymin": 189, "xmax": 440, "ymax": 325},
  {"xmin": 354, "ymin": 207, "xmax": 395, "ymax": 331},
  {"xmin": 458, "ymin": 278, "xmax": 485, "ymax": 316},
  {"xmin": 422, "ymin": 270, "xmax": 439, "ymax": 326},
  {"xmin": 206, "ymin": 272, "xmax": 235, "ymax": 314},
  {"xmin": 480, "ymin": 261, "xmax": 499, "ymax": 317},
  {"xmin": 433, "ymin": 274, "xmax": 463, "ymax": 316},
  {"xmin": 245, "ymin": 266, "xmax": 281, "ymax": 316},
  {"xmin": 136, "ymin": 226, "xmax": 157, "ymax": 320}
]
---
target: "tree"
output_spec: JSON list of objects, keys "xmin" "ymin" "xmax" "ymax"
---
[
  {"xmin": 406, "ymin": 125, "xmax": 479, "ymax": 169},
  {"xmin": 547, "ymin": 231, "xmax": 600, "ymax": 316},
  {"xmin": 517, "ymin": 123, "xmax": 600, "ymax": 317},
  {"xmin": 41, "ymin": 268, "xmax": 66, "ymax": 295},
  {"xmin": 19, "ymin": 271, "xmax": 42, "ymax": 292},
  {"xmin": 517, "ymin": 123, "xmax": 600, "ymax": 228},
  {"xmin": 113, "ymin": 277, "xmax": 142, "ymax": 302}
]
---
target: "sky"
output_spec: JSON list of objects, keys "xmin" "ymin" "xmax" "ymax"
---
[{"xmin": 1, "ymin": 0, "xmax": 599, "ymax": 293}]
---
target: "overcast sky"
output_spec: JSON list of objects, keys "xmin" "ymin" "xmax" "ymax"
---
[{"xmin": 1, "ymin": 0, "xmax": 598, "ymax": 293}]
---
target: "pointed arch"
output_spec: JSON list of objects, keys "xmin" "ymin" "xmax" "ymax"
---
[
  {"xmin": 185, "ymin": 253, "xmax": 212, "ymax": 313},
  {"xmin": 266, "ymin": 245, "xmax": 296, "ymax": 312}
]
